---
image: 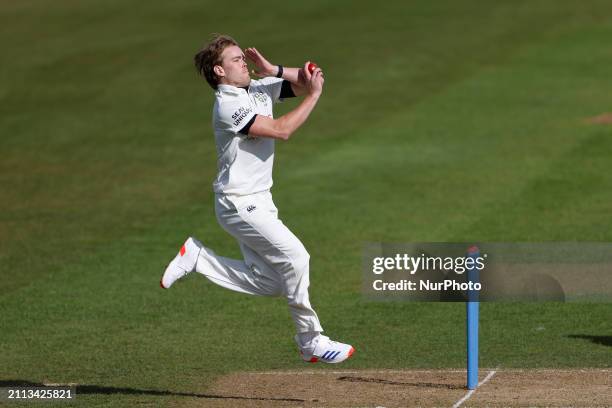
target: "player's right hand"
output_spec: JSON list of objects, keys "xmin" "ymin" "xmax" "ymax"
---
[{"xmin": 245, "ymin": 47, "xmax": 276, "ymax": 77}]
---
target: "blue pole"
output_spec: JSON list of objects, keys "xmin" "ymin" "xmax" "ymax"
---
[{"xmin": 466, "ymin": 246, "xmax": 480, "ymax": 390}]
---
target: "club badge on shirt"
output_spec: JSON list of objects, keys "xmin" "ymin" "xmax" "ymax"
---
[{"xmin": 253, "ymin": 92, "xmax": 268, "ymax": 106}]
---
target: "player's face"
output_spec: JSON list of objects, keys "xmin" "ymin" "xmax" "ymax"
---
[{"xmin": 217, "ymin": 45, "xmax": 250, "ymax": 87}]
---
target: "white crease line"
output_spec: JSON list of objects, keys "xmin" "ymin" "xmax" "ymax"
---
[
  {"xmin": 477, "ymin": 370, "xmax": 497, "ymax": 387},
  {"xmin": 451, "ymin": 388, "xmax": 476, "ymax": 408},
  {"xmin": 451, "ymin": 370, "xmax": 497, "ymax": 408}
]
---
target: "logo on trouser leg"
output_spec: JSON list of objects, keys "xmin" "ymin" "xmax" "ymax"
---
[{"xmin": 246, "ymin": 205, "xmax": 256, "ymax": 213}]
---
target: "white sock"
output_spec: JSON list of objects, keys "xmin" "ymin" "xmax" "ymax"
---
[{"xmin": 297, "ymin": 331, "xmax": 320, "ymax": 348}]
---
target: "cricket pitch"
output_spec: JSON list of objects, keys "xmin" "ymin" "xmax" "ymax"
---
[{"xmin": 174, "ymin": 368, "xmax": 610, "ymax": 407}]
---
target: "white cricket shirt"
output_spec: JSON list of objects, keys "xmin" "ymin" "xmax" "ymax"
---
[{"xmin": 212, "ymin": 77, "xmax": 284, "ymax": 196}]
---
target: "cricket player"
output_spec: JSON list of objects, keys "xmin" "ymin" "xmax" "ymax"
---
[{"xmin": 160, "ymin": 34, "xmax": 354, "ymax": 364}]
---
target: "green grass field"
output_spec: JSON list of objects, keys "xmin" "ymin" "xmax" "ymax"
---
[{"xmin": 1, "ymin": 0, "xmax": 611, "ymax": 406}]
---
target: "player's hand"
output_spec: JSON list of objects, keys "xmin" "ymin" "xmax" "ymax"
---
[
  {"xmin": 297, "ymin": 61, "xmax": 309, "ymax": 87},
  {"xmin": 245, "ymin": 47, "xmax": 276, "ymax": 77},
  {"xmin": 302, "ymin": 61, "xmax": 324, "ymax": 97}
]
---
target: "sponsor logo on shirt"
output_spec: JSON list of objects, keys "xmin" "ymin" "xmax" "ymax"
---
[
  {"xmin": 232, "ymin": 106, "xmax": 253, "ymax": 127},
  {"xmin": 246, "ymin": 205, "xmax": 256, "ymax": 212}
]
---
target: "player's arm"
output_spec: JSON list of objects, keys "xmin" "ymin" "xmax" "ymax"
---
[
  {"xmin": 241, "ymin": 68, "xmax": 324, "ymax": 140},
  {"xmin": 275, "ymin": 66, "xmax": 307, "ymax": 96},
  {"xmin": 245, "ymin": 47, "xmax": 308, "ymax": 96}
]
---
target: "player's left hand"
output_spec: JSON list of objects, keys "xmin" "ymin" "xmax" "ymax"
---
[{"xmin": 245, "ymin": 47, "xmax": 276, "ymax": 77}]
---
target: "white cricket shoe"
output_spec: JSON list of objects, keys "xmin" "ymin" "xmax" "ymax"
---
[
  {"xmin": 160, "ymin": 237, "xmax": 201, "ymax": 289},
  {"xmin": 296, "ymin": 335, "xmax": 355, "ymax": 364}
]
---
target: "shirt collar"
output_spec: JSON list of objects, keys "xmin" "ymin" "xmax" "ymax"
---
[{"xmin": 217, "ymin": 83, "xmax": 250, "ymax": 95}]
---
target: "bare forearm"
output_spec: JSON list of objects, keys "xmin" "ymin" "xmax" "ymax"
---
[
  {"xmin": 279, "ymin": 67, "xmax": 300, "ymax": 83},
  {"xmin": 274, "ymin": 93, "xmax": 319, "ymax": 138},
  {"xmin": 279, "ymin": 67, "xmax": 307, "ymax": 96}
]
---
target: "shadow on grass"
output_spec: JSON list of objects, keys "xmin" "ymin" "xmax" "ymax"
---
[
  {"xmin": 567, "ymin": 335, "xmax": 612, "ymax": 347},
  {"xmin": 337, "ymin": 376, "xmax": 464, "ymax": 390},
  {"xmin": 0, "ymin": 380, "xmax": 306, "ymax": 403}
]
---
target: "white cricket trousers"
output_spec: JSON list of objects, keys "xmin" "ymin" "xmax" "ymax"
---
[{"xmin": 195, "ymin": 190, "xmax": 323, "ymax": 334}]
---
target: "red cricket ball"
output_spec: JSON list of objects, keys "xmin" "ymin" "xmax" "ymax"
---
[{"xmin": 307, "ymin": 62, "xmax": 318, "ymax": 74}]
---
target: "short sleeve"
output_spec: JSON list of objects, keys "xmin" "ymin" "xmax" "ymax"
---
[
  {"xmin": 256, "ymin": 77, "xmax": 285, "ymax": 103},
  {"xmin": 215, "ymin": 96, "xmax": 256, "ymax": 135}
]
